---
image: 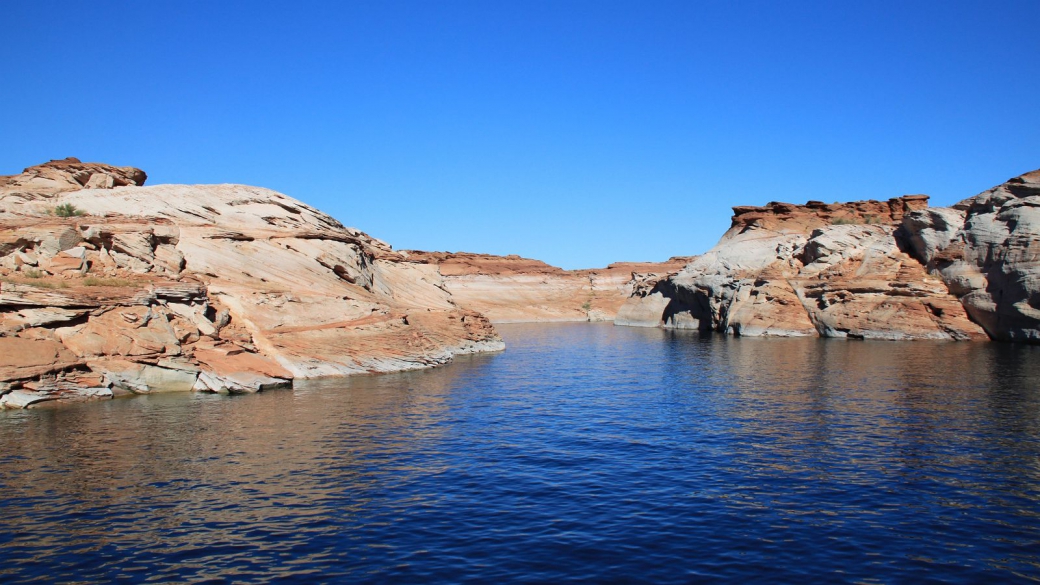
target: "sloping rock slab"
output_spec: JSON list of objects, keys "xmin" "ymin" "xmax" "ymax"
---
[
  {"xmin": 0, "ymin": 337, "xmax": 83, "ymax": 381},
  {"xmin": 90, "ymin": 359, "xmax": 199, "ymax": 394},
  {"xmin": 0, "ymin": 384, "xmax": 112, "ymax": 409},
  {"xmin": 194, "ymin": 348, "xmax": 292, "ymax": 394}
]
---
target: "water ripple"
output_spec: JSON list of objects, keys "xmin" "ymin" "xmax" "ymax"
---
[{"xmin": 1, "ymin": 324, "xmax": 1040, "ymax": 583}]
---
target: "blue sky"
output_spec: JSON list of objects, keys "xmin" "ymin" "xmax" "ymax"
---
[{"xmin": 3, "ymin": 1, "xmax": 1038, "ymax": 269}]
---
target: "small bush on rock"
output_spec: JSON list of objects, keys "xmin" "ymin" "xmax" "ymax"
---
[{"xmin": 53, "ymin": 203, "xmax": 85, "ymax": 217}]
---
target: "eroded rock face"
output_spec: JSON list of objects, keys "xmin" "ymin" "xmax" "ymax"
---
[
  {"xmin": 0, "ymin": 160, "xmax": 503, "ymax": 408},
  {"xmin": 618, "ymin": 195, "xmax": 989, "ymax": 341},
  {"xmin": 403, "ymin": 252, "xmax": 691, "ymax": 323},
  {"xmin": 0, "ymin": 157, "xmax": 146, "ymax": 203},
  {"xmin": 903, "ymin": 169, "xmax": 1040, "ymax": 341}
]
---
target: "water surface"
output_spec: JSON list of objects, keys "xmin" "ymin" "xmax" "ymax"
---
[{"xmin": 2, "ymin": 324, "xmax": 1040, "ymax": 583}]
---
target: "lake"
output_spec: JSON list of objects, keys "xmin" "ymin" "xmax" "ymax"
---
[{"xmin": 2, "ymin": 323, "xmax": 1039, "ymax": 583}]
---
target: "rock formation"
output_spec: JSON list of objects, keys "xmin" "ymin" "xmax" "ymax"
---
[
  {"xmin": 0, "ymin": 158, "xmax": 503, "ymax": 408},
  {"xmin": 3, "ymin": 157, "xmax": 1035, "ymax": 407},
  {"xmin": 902, "ymin": 169, "xmax": 1040, "ymax": 342},
  {"xmin": 402, "ymin": 251, "xmax": 691, "ymax": 322},
  {"xmin": 1, "ymin": 157, "xmax": 147, "ymax": 196},
  {"xmin": 617, "ymin": 195, "xmax": 990, "ymax": 340}
]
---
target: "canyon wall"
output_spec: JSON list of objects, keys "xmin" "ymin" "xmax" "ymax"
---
[
  {"xmin": 617, "ymin": 194, "xmax": 990, "ymax": 340},
  {"xmin": 0, "ymin": 158, "xmax": 503, "ymax": 408},
  {"xmin": 619, "ymin": 168, "xmax": 1040, "ymax": 342},
  {"xmin": 3, "ymin": 157, "xmax": 1035, "ymax": 408},
  {"xmin": 402, "ymin": 251, "xmax": 691, "ymax": 323},
  {"xmin": 903, "ymin": 169, "xmax": 1040, "ymax": 342}
]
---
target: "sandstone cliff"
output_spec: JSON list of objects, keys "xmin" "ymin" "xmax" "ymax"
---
[
  {"xmin": 617, "ymin": 195, "xmax": 990, "ymax": 340},
  {"xmin": 0, "ymin": 158, "xmax": 503, "ymax": 408},
  {"xmin": 402, "ymin": 251, "xmax": 691, "ymax": 323},
  {"xmin": 903, "ymin": 169, "xmax": 1040, "ymax": 342}
]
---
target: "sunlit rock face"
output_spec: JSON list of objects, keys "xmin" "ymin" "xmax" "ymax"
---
[
  {"xmin": 618, "ymin": 195, "xmax": 989, "ymax": 341},
  {"xmin": 402, "ymin": 251, "xmax": 692, "ymax": 323},
  {"xmin": 0, "ymin": 159, "xmax": 503, "ymax": 408},
  {"xmin": 903, "ymin": 169, "xmax": 1040, "ymax": 342}
]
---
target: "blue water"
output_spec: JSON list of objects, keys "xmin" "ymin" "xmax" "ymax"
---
[{"xmin": 2, "ymin": 323, "xmax": 1040, "ymax": 583}]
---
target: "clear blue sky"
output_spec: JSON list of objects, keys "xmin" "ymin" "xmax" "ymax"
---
[{"xmin": 3, "ymin": 1, "xmax": 1038, "ymax": 269}]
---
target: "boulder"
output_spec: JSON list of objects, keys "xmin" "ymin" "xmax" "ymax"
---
[
  {"xmin": 40, "ymin": 250, "xmax": 87, "ymax": 274},
  {"xmin": 90, "ymin": 359, "xmax": 198, "ymax": 394}
]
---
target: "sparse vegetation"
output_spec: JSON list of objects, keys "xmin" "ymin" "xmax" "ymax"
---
[
  {"xmin": 2, "ymin": 274, "xmax": 137, "ymax": 289},
  {"xmin": 82, "ymin": 277, "xmax": 136, "ymax": 287},
  {"xmin": 26, "ymin": 280, "xmax": 68, "ymax": 289},
  {"xmin": 581, "ymin": 300, "xmax": 592, "ymax": 312},
  {"xmin": 1, "ymin": 275, "xmax": 68, "ymax": 289},
  {"xmin": 53, "ymin": 203, "xmax": 85, "ymax": 217},
  {"xmin": 831, "ymin": 217, "xmax": 858, "ymax": 225}
]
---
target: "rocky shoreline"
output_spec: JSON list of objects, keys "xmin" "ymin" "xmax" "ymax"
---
[
  {"xmin": 1, "ymin": 158, "xmax": 1037, "ymax": 409},
  {"xmin": 0, "ymin": 158, "xmax": 503, "ymax": 409}
]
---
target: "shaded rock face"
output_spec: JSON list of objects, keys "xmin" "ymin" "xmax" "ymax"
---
[
  {"xmin": 903, "ymin": 169, "xmax": 1040, "ymax": 342},
  {"xmin": 403, "ymin": 251, "xmax": 691, "ymax": 323},
  {"xmin": 0, "ymin": 160, "xmax": 503, "ymax": 408},
  {"xmin": 618, "ymin": 196, "xmax": 989, "ymax": 341}
]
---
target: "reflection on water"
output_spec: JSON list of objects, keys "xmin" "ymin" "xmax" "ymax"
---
[{"xmin": 1, "ymin": 324, "xmax": 1039, "ymax": 583}]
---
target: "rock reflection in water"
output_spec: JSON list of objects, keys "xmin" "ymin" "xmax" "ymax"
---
[{"xmin": 1, "ymin": 323, "xmax": 1039, "ymax": 583}]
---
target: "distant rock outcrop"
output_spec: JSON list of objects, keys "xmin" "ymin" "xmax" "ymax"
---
[
  {"xmin": 617, "ymin": 195, "xmax": 990, "ymax": 340},
  {"xmin": 0, "ymin": 159, "xmax": 503, "ymax": 408},
  {"xmin": 403, "ymin": 251, "xmax": 691, "ymax": 323}
]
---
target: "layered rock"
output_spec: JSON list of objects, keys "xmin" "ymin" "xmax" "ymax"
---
[
  {"xmin": 1, "ymin": 157, "xmax": 146, "ymax": 199},
  {"xmin": 618, "ymin": 195, "xmax": 989, "ymax": 340},
  {"xmin": 0, "ymin": 159, "xmax": 503, "ymax": 408},
  {"xmin": 402, "ymin": 251, "xmax": 691, "ymax": 323},
  {"xmin": 903, "ymin": 169, "xmax": 1040, "ymax": 342}
]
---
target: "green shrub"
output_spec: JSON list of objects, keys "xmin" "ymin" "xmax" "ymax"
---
[{"xmin": 53, "ymin": 203, "xmax": 85, "ymax": 217}]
